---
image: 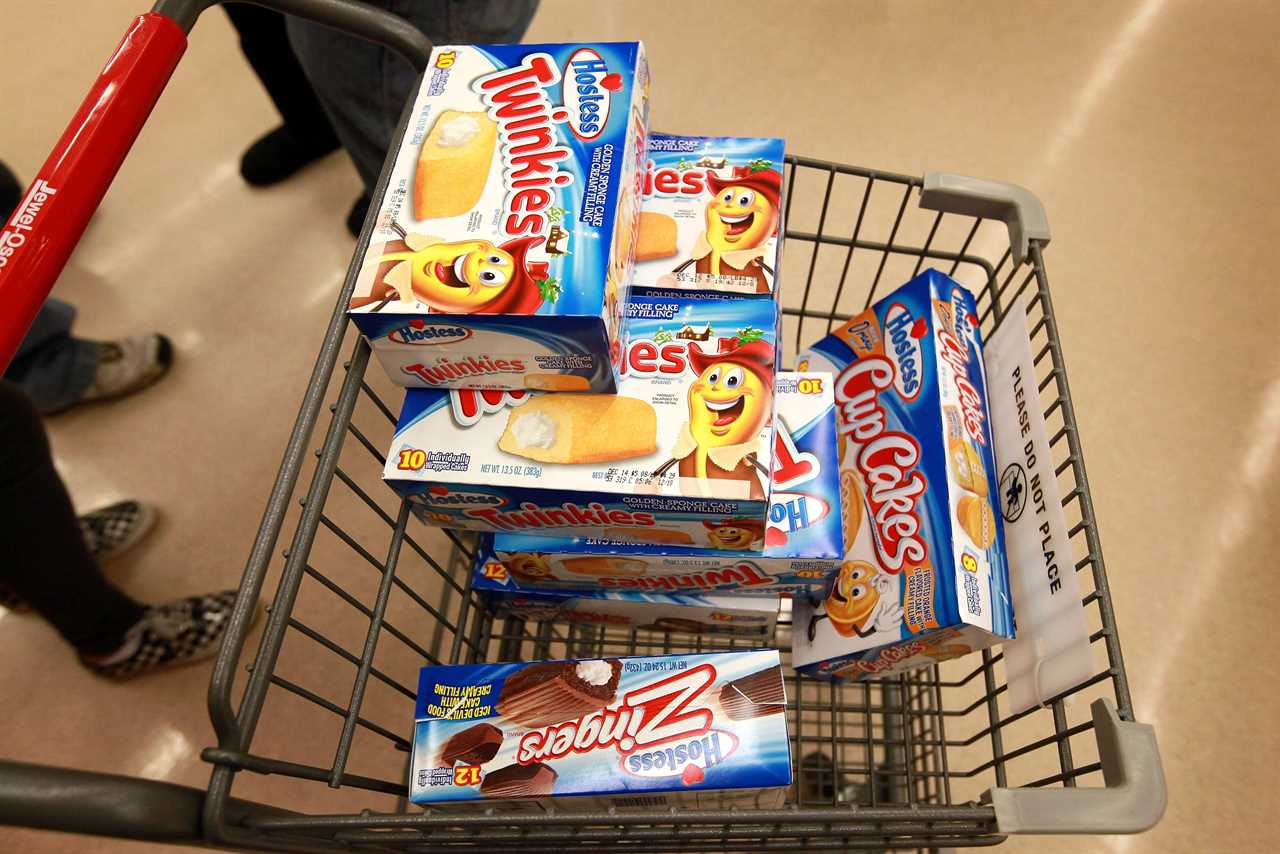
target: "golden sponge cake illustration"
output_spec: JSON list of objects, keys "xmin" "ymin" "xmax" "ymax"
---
[
  {"xmin": 414, "ymin": 110, "xmax": 497, "ymax": 220},
  {"xmin": 562, "ymin": 557, "xmax": 648, "ymax": 577},
  {"xmin": 948, "ymin": 438, "xmax": 988, "ymax": 497},
  {"xmin": 498, "ymin": 395, "xmax": 656, "ymax": 464},
  {"xmin": 956, "ymin": 494, "xmax": 995, "ymax": 549},
  {"xmin": 635, "ymin": 211, "xmax": 678, "ymax": 260},
  {"xmin": 523, "ymin": 373, "xmax": 591, "ymax": 392},
  {"xmin": 839, "ymin": 469, "xmax": 863, "ymax": 552},
  {"xmin": 602, "ymin": 527, "xmax": 694, "ymax": 546}
]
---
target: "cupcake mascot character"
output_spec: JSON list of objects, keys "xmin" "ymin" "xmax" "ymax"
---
[
  {"xmin": 806, "ymin": 560, "xmax": 904, "ymax": 641},
  {"xmin": 652, "ymin": 336, "xmax": 774, "ymax": 499},
  {"xmin": 350, "ymin": 225, "xmax": 557, "ymax": 315}
]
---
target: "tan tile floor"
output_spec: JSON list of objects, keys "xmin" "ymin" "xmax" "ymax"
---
[{"xmin": 2, "ymin": 0, "xmax": 1278, "ymax": 850}]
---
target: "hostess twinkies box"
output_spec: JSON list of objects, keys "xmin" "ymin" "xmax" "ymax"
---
[
  {"xmin": 384, "ymin": 293, "xmax": 777, "ymax": 543},
  {"xmin": 348, "ymin": 43, "xmax": 649, "ymax": 393},
  {"xmin": 487, "ymin": 371, "xmax": 844, "ymax": 595},
  {"xmin": 473, "ymin": 545, "xmax": 779, "ymax": 637},
  {"xmin": 632, "ymin": 134, "xmax": 785, "ymax": 297},
  {"xmin": 409, "ymin": 651, "xmax": 790, "ymax": 809},
  {"xmin": 791, "ymin": 269, "xmax": 1014, "ymax": 680}
]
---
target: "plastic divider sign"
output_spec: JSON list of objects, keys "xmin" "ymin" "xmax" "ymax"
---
[{"xmin": 984, "ymin": 302, "xmax": 1093, "ymax": 714}]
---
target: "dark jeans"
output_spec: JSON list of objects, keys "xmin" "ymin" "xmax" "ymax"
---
[
  {"xmin": 3, "ymin": 299, "xmax": 99, "ymax": 414},
  {"xmin": 0, "ymin": 382, "xmax": 144, "ymax": 655},
  {"xmin": 287, "ymin": 0, "xmax": 539, "ymax": 192}
]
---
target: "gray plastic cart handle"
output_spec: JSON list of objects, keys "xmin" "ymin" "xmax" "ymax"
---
[
  {"xmin": 919, "ymin": 171, "xmax": 1051, "ymax": 267},
  {"xmin": 985, "ymin": 699, "xmax": 1167, "ymax": 834}
]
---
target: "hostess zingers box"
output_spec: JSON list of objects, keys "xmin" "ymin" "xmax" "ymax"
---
[
  {"xmin": 791, "ymin": 269, "xmax": 1015, "ymax": 680},
  {"xmin": 410, "ymin": 651, "xmax": 790, "ymax": 809},
  {"xmin": 633, "ymin": 134, "xmax": 785, "ymax": 296},
  {"xmin": 385, "ymin": 293, "xmax": 777, "ymax": 542},
  {"xmin": 348, "ymin": 43, "xmax": 649, "ymax": 393},
  {"xmin": 486, "ymin": 371, "xmax": 845, "ymax": 595}
]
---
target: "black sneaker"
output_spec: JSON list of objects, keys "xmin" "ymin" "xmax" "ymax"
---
[
  {"xmin": 82, "ymin": 590, "xmax": 242, "ymax": 679},
  {"xmin": 240, "ymin": 125, "xmax": 339, "ymax": 187},
  {"xmin": 80, "ymin": 499, "xmax": 157, "ymax": 562}
]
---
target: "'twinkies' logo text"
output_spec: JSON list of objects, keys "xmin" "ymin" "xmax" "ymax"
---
[
  {"xmin": 599, "ymin": 562, "xmax": 777, "ymax": 592},
  {"xmin": 834, "ymin": 359, "xmax": 929, "ymax": 574},
  {"xmin": 516, "ymin": 664, "xmax": 717, "ymax": 767},
  {"xmin": 402, "ymin": 356, "xmax": 528, "ymax": 387},
  {"xmin": 464, "ymin": 501, "xmax": 655, "ymax": 531},
  {"xmin": 473, "ymin": 54, "xmax": 575, "ymax": 239},
  {"xmin": 0, "ymin": 179, "xmax": 57, "ymax": 269}
]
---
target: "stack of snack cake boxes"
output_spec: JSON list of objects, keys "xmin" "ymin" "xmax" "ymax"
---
[{"xmin": 352, "ymin": 41, "xmax": 1012, "ymax": 809}]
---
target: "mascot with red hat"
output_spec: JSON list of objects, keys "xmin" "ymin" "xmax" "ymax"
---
[
  {"xmin": 703, "ymin": 517, "xmax": 767, "ymax": 551},
  {"xmin": 349, "ymin": 228, "xmax": 555, "ymax": 315},
  {"xmin": 668, "ymin": 164, "xmax": 782, "ymax": 295},
  {"xmin": 653, "ymin": 334, "xmax": 775, "ymax": 500}
]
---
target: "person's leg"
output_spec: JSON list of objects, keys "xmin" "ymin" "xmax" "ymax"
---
[
  {"xmin": 0, "ymin": 381, "xmax": 145, "ymax": 654},
  {"xmin": 286, "ymin": 0, "xmax": 539, "ymax": 232},
  {"xmin": 223, "ymin": 2, "xmax": 340, "ymax": 186},
  {"xmin": 0, "ymin": 382, "xmax": 242, "ymax": 678},
  {"xmin": 4, "ymin": 299, "xmax": 101, "ymax": 414}
]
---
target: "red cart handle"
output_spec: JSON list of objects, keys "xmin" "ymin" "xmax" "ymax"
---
[{"xmin": 0, "ymin": 13, "xmax": 186, "ymax": 371}]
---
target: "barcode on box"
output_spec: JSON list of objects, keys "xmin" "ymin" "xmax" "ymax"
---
[{"xmin": 611, "ymin": 795, "xmax": 668, "ymax": 808}]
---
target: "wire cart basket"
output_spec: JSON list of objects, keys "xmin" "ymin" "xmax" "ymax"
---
[{"xmin": 0, "ymin": 1, "xmax": 1164, "ymax": 850}]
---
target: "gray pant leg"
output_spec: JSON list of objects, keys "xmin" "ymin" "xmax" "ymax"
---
[
  {"xmin": 286, "ymin": 0, "xmax": 539, "ymax": 192},
  {"xmin": 4, "ymin": 299, "xmax": 99, "ymax": 414}
]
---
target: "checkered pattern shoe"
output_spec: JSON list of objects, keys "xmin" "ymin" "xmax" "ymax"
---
[
  {"xmin": 79, "ymin": 499, "xmax": 157, "ymax": 562},
  {"xmin": 81, "ymin": 334, "xmax": 174, "ymax": 406},
  {"xmin": 83, "ymin": 590, "xmax": 239, "ymax": 679}
]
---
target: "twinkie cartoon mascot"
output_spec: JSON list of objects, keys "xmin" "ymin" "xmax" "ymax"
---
[
  {"xmin": 807, "ymin": 561, "xmax": 904, "ymax": 641},
  {"xmin": 703, "ymin": 518, "xmax": 765, "ymax": 550},
  {"xmin": 653, "ymin": 337, "xmax": 774, "ymax": 498},
  {"xmin": 667, "ymin": 165, "xmax": 782, "ymax": 294},
  {"xmin": 350, "ymin": 227, "xmax": 555, "ymax": 314}
]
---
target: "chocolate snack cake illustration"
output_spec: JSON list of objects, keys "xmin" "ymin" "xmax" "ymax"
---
[
  {"xmin": 718, "ymin": 665, "xmax": 786, "ymax": 720},
  {"xmin": 479, "ymin": 762, "xmax": 557, "ymax": 798},
  {"xmin": 438, "ymin": 723, "xmax": 503, "ymax": 765},
  {"xmin": 496, "ymin": 659, "xmax": 622, "ymax": 728}
]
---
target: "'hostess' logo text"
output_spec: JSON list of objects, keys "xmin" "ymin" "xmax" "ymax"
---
[
  {"xmin": 416, "ymin": 487, "xmax": 504, "ymax": 508},
  {"xmin": 388, "ymin": 324, "xmax": 470, "ymax": 345},
  {"xmin": 835, "ymin": 359, "xmax": 928, "ymax": 573},
  {"xmin": 883, "ymin": 303, "xmax": 923, "ymax": 401},
  {"xmin": 473, "ymin": 54, "xmax": 574, "ymax": 238},
  {"xmin": 516, "ymin": 664, "xmax": 716, "ymax": 764},
  {"xmin": 561, "ymin": 48, "xmax": 619, "ymax": 140}
]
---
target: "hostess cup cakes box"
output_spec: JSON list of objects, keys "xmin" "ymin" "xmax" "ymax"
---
[
  {"xmin": 632, "ymin": 134, "xmax": 785, "ymax": 297},
  {"xmin": 791, "ymin": 269, "xmax": 1015, "ymax": 680},
  {"xmin": 348, "ymin": 43, "xmax": 650, "ymax": 393},
  {"xmin": 409, "ymin": 651, "xmax": 791, "ymax": 809},
  {"xmin": 472, "ymin": 538, "xmax": 780, "ymax": 637},
  {"xmin": 485, "ymin": 370, "xmax": 844, "ymax": 595},
  {"xmin": 384, "ymin": 292, "xmax": 777, "ymax": 542}
]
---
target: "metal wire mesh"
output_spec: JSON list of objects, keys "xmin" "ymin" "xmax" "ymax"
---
[{"xmin": 197, "ymin": 156, "xmax": 1132, "ymax": 852}]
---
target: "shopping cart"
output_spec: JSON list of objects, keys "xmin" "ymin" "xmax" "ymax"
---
[{"xmin": 0, "ymin": 1, "xmax": 1165, "ymax": 850}]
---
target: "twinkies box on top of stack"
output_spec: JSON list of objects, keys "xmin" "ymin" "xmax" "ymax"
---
[
  {"xmin": 347, "ymin": 43, "xmax": 649, "ymax": 394},
  {"xmin": 483, "ymin": 370, "xmax": 845, "ymax": 595},
  {"xmin": 791, "ymin": 269, "xmax": 1015, "ymax": 680},
  {"xmin": 409, "ymin": 651, "xmax": 791, "ymax": 810},
  {"xmin": 383, "ymin": 292, "xmax": 778, "ymax": 542}
]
